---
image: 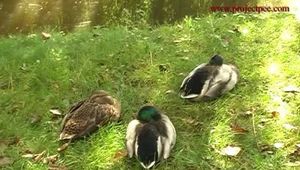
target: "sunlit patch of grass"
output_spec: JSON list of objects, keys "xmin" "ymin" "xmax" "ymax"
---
[{"xmin": 86, "ymin": 124, "xmax": 126, "ymax": 169}]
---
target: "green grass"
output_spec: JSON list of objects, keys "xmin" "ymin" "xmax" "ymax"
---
[{"xmin": 1, "ymin": 13, "xmax": 300, "ymax": 169}]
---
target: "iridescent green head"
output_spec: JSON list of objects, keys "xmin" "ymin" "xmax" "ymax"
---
[{"xmin": 137, "ymin": 105, "xmax": 161, "ymax": 122}]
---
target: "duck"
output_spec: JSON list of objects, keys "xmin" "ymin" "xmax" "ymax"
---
[
  {"xmin": 126, "ymin": 105, "xmax": 176, "ymax": 169},
  {"xmin": 59, "ymin": 90, "xmax": 121, "ymax": 141},
  {"xmin": 180, "ymin": 54, "xmax": 239, "ymax": 101}
]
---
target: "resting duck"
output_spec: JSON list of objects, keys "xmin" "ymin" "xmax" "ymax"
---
[
  {"xmin": 59, "ymin": 90, "xmax": 121, "ymax": 141},
  {"xmin": 180, "ymin": 55, "xmax": 239, "ymax": 101},
  {"xmin": 126, "ymin": 105, "xmax": 176, "ymax": 169}
]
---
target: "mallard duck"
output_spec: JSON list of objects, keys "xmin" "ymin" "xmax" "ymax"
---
[
  {"xmin": 59, "ymin": 90, "xmax": 121, "ymax": 141},
  {"xmin": 180, "ymin": 54, "xmax": 239, "ymax": 101},
  {"xmin": 126, "ymin": 105, "xmax": 176, "ymax": 169}
]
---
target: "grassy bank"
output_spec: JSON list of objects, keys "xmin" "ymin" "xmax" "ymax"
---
[{"xmin": 1, "ymin": 13, "xmax": 300, "ymax": 169}]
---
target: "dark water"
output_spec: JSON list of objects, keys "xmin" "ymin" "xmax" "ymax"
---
[{"xmin": 0, "ymin": 0, "xmax": 258, "ymax": 34}]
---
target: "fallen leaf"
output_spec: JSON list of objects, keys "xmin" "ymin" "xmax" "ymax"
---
[
  {"xmin": 283, "ymin": 123, "xmax": 297, "ymax": 130},
  {"xmin": 245, "ymin": 111, "xmax": 252, "ymax": 115},
  {"xmin": 0, "ymin": 156, "xmax": 13, "ymax": 167},
  {"xmin": 165, "ymin": 90, "xmax": 175, "ymax": 94},
  {"xmin": 49, "ymin": 109, "xmax": 62, "ymax": 116},
  {"xmin": 180, "ymin": 57, "xmax": 190, "ymax": 61},
  {"xmin": 230, "ymin": 124, "xmax": 248, "ymax": 134},
  {"xmin": 296, "ymin": 144, "xmax": 300, "ymax": 148},
  {"xmin": 271, "ymin": 111, "xmax": 279, "ymax": 118},
  {"xmin": 27, "ymin": 34, "xmax": 37, "ymax": 38},
  {"xmin": 173, "ymin": 37, "xmax": 190, "ymax": 43},
  {"xmin": 42, "ymin": 158, "xmax": 48, "ymax": 164},
  {"xmin": 22, "ymin": 154, "xmax": 35, "ymax": 158},
  {"xmin": 48, "ymin": 164, "xmax": 68, "ymax": 170},
  {"xmin": 283, "ymin": 85, "xmax": 300, "ymax": 93},
  {"xmin": 113, "ymin": 149, "xmax": 128, "ymax": 160},
  {"xmin": 41, "ymin": 32, "xmax": 51, "ymax": 40},
  {"xmin": 34, "ymin": 151, "xmax": 46, "ymax": 162},
  {"xmin": 220, "ymin": 146, "xmax": 241, "ymax": 156},
  {"xmin": 259, "ymin": 144, "xmax": 274, "ymax": 154},
  {"xmin": 45, "ymin": 154, "xmax": 58, "ymax": 164},
  {"xmin": 274, "ymin": 142, "xmax": 284, "ymax": 149},
  {"xmin": 284, "ymin": 161, "xmax": 300, "ymax": 167},
  {"xmin": 57, "ymin": 143, "xmax": 69, "ymax": 152},
  {"xmin": 182, "ymin": 118, "xmax": 202, "ymax": 127}
]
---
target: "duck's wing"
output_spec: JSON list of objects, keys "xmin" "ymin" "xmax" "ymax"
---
[
  {"xmin": 60, "ymin": 100, "xmax": 85, "ymax": 132},
  {"xmin": 203, "ymin": 64, "xmax": 237, "ymax": 99},
  {"xmin": 161, "ymin": 114, "xmax": 176, "ymax": 159},
  {"xmin": 180, "ymin": 63, "xmax": 206, "ymax": 90},
  {"xmin": 126, "ymin": 119, "xmax": 141, "ymax": 158},
  {"xmin": 95, "ymin": 103, "xmax": 121, "ymax": 125},
  {"xmin": 180, "ymin": 64, "xmax": 214, "ymax": 99},
  {"xmin": 60, "ymin": 103, "xmax": 98, "ymax": 140},
  {"xmin": 223, "ymin": 64, "xmax": 239, "ymax": 92}
]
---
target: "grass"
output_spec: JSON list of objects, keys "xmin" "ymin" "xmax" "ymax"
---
[{"xmin": 1, "ymin": 13, "xmax": 300, "ymax": 169}]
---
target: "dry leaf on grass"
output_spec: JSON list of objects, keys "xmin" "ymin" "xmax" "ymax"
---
[
  {"xmin": 182, "ymin": 118, "xmax": 202, "ymax": 127},
  {"xmin": 230, "ymin": 124, "xmax": 248, "ymax": 134},
  {"xmin": 57, "ymin": 143, "xmax": 69, "ymax": 152},
  {"xmin": 113, "ymin": 149, "xmax": 128, "ymax": 160},
  {"xmin": 274, "ymin": 142, "xmax": 284, "ymax": 149},
  {"xmin": 22, "ymin": 154, "xmax": 35, "ymax": 158},
  {"xmin": 220, "ymin": 146, "xmax": 241, "ymax": 156},
  {"xmin": 34, "ymin": 151, "xmax": 46, "ymax": 162},
  {"xmin": 41, "ymin": 32, "xmax": 51, "ymax": 40},
  {"xmin": 165, "ymin": 90, "xmax": 175, "ymax": 94},
  {"xmin": 284, "ymin": 161, "xmax": 300, "ymax": 167},
  {"xmin": 245, "ymin": 110, "xmax": 252, "ymax": 115},
  {"xmin": 173, "ymin": 37, "xmax": 191, "ymax": 43},
  {"xmin": 283, "ymin": 85, "xmax": 300, "ymax": 93},
  {"xmin": 0, "ymin": 156, "xmax": 13, "ymax": 167},
  {"xmin": 259, "ymin": 144, "xmax": 274, "ymax": 154},
  {"xmin": 48, "ymin": 164, "xmax": 68, "ymax": 170},
  {"xmin": 49, "ymin": 109, "xmax": 62, "ymax": 116},
  {"xmin": 283, "ymin": 123, "xmax": 297, "ymax": 130},
  {"xmin": 271, "ymin": 111, "xmax": 280, "ymax": 118},
  {"xmin": 43, "ymin": 154, "xmax": 58, "ymax": 164}
]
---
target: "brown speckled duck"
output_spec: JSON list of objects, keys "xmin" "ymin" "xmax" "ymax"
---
[{"xmin": 59, "ymin": 90, "xmax": 121, "ymax": 141}]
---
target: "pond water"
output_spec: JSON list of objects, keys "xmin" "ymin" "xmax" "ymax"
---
[{"xmin": 0, "ymin": 0, "xmax": 294, "ymax": 34}]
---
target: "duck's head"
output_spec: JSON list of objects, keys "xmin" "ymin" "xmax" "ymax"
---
[
  {"xmin": 89, "ymin": 90, "xmax": 115, "ymax": 105},
  {"xmin": 208, "ymin": 55, "xmax": 223, "ymax": 66},
  {"xmin": 137, "ymin": 105, "xmax": 161, "ymax": 122}
]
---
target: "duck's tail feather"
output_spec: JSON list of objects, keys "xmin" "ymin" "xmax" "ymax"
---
[{"xmin": 180, "ymin": 93, "xmax": 199, "ymax": 99}]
